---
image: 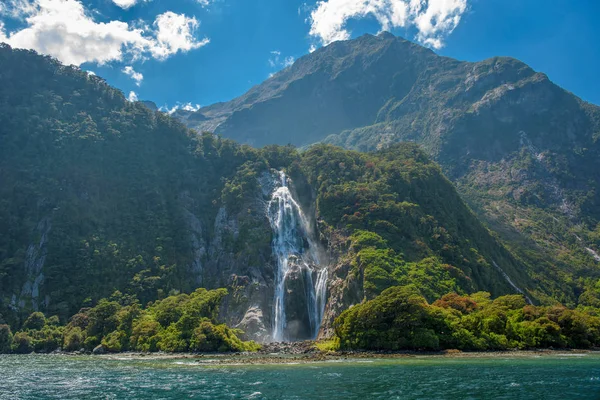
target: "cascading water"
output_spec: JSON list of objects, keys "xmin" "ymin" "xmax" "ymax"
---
[
  {"xmin": 314, "ymin": 268, "xmax": 328, "ymax": 338},
  {"xmin": 267, "ymin": 171, "xmax": 327, "ymax": 342}
]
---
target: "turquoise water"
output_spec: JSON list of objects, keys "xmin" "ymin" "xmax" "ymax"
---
[{"xmin": 1, "ymin": 354, "xmax": 599, "ymax": 399}]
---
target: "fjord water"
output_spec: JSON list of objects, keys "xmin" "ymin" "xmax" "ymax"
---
[
  {"xmin": 1, "ymin": 354, "xmax": 599, "ymax": 399},
  {"xmin": 267, "ymin": 171, "xmax": 327, "ymax": 341}
]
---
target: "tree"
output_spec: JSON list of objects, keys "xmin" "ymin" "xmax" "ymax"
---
[
  {"xmin": 0, "ymin": 324, "xmax": 13, "ymax": 353},
  {"xmin": 63, "ymin": 327, "xmax": 84, "ymax": 352},
  {"xmin": 11, "ymin": 332, "xmax": 33, "ymax": 354},
  {"xmin": 23, "ymin": 312, "xmax": 46, "ymax": 331}
]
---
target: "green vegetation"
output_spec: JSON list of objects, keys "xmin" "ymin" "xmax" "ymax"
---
[
  {"xmin": 1, "ymin": 288, "xmax": 258, "ymax": 354},
  {"xmin": 0, "ymin": 44, "xmax": 266, "ymax": 327},
  {"xmin": 298, "ymin": 144, "xmax": 531, "ymax": 301},
  {"xmin": 458, "ymin": 146, "xmax": 600, "ymax": 307},
  {"xmin": 181, "ymin": 32, "xmax": 600, "ymax": 309},
  {"xmin": 0, "ymin": 325, "xmax": 13, "ymax": 353},
  {"xmin": 334, "ymin": 286, "xmax": 600, "ymax": 351},
  {"xmin": 0, "ymin": 41, "xmax": 536, "ymax": 335},
  {"xmin": 1, "ymin": 43, "xmax": 599, "ymax": 350},
  {"xmin": 314, "ymin": 338, "xmax": 340, "ymax": 352}
]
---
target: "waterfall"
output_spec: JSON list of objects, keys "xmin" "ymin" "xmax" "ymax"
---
[
  {"xmin": 267, "ymin": 171, "xmax": 327, "ymax": 342},
  {"xmin": 314, "ymin": 268, "xmax": 328, "ymax": 338}
]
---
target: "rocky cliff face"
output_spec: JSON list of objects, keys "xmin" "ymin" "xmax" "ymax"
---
[{"xmin": 180, "ymin": 171, "xmax": 277, "ymax": 342}]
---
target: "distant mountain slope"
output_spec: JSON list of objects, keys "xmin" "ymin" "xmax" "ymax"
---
[
  {"xmin": 185, "ymin": 32, "xmax": 439, "ymax": 147},
  {"xmin": 180, "ymin": 33, "xmax": 600, "ymax": 304}
]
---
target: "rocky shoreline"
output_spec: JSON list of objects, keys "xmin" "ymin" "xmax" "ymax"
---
[{"xmin": 32, "ymin": 341, "xmax": 597, "ymax": 365}]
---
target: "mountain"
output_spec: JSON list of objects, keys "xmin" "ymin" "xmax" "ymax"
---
[
  {"xmin": 0, "ymin": 44, "xmax": 556, "ymax": 344},
  {"xmin": 184, "ymin": 32, "xmax": 437, "ymax": 148},
  {"xmin": 140, "ymin": 101, "xmax": 158, "ymax": 111},
  {"xmin": 180, "ymin": 32, "xmax": 600, "ymax": 306}
]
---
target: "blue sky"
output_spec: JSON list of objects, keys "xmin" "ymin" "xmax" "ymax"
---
[{"xmin": 1, "ymin": 0, "xmax": 598, "ymax": 111}]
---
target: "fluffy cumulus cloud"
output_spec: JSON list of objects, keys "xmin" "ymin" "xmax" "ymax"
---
[
  {"xmin": 122, "ymin": 65, "xmax": 143, "ymax": 86},
  {"xmin": 0, "ymin": 0, "xmax": 209, "ymax": 66},
  {"xmin": 309, "ymin": 0, "xmax": 468, "ymax": 49},
  {"xmin": 150, "ymin": 11, "xmax": 209, "ymax": 60}
]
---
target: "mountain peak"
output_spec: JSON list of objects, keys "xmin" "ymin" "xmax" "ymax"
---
[
  {"xmin": 184, "ymin": 32, "xmax": 595, "ymax": 164},
  {"xmin": 377, "ymin": 31, "xmax": 396, "ymax": 39}
]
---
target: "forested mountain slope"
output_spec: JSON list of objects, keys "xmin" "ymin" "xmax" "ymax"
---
[
  {"xmin": 178, "ymin": 33, "xmax": 600, "ymax": 307},
  {"xmin": 0, "ymin": 44, "xmax": 571, "ymax": 342}
]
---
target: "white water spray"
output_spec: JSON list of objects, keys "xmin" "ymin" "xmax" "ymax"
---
[{"xmin": 267, "ymin": 171, "xmax": 327, "ymax": 341}]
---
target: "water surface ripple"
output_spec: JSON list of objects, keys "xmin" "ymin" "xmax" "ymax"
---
[{"xmin": 1, "ymin": 354, "xmax": 599, "ymax": 399}]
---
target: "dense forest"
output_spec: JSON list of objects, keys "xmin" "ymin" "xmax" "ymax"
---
[
  {"xmin": 2, "ymin": 286, "xmax": 599, "ymax": 354},
  {"xmin": 0, "ymin": 44, "xmax": 266, "ymax": 327},
  {"xmin": 0, "ymin": 288, "xmax": 258, "ymax": 354},
  {"xmin": 333, "ymin": 287, "xmax": 600, "ymax": 351},
  {"xmin": 1, "ymin": 44, "xmax": 600, "ymax": 352}
]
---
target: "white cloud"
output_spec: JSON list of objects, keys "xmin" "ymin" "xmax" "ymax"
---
[
  {"xmin": 112, "ymin": 0, "xmax": 139, "ymax": 9},
  {"xmin": 150, "ymin": 11, "xmax": 209, "ymax": 60},
  {"xmin": 309, "ymin": 0, "xmax": 468, "ymax": 49},
  {"xmin": 122, "ymin": 65, "xmax": 143, "ymax": 86},
  {"xmin": 0, "ymin": 0, "xmax": 209, "ymax": 66},
  {"xmin": 110, "ymin": 0, "xmax": 210, "ymax": 9},
  {"xmin": 268, "ymin": 50, "xmax": 295, "ymax": 70},
  {"xmin": 161, "ymin": 102, "xmax": 202, "ymax": 114},
  {"xmin": 87, "ymin": 70, "xmax": 95, "ymax": 75},
  {"xmin": 180, "ymin": 103, "xmax": 201, "ymax": 112},
  {"xmin": 128, "ymin": 91, "xmax": 138, "ymax": 102}
]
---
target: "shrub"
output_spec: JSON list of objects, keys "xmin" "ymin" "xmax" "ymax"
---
[
  {"xmin": 157, "ymin": 324, "xmax": 188, "ymax": 352},
  {"xmin": 101, "ymin": 330, "xmax": 127, "ymax": 352},
  {"xmin": 23, "ymin": 312, "xmax": 46, "ymax": 331},
  {"xmin": 86, "ymin": 300, "xmax": 120, "ymax": 338},
  {"xmin": 84, "ymin": 335, "xmax": 100, "ymax": 351},
  {"xmin": 314, "ymin": 338, "xmax": 340, "ymax": 352},
  {"xmin": 12, "ymin": 332, "xmax": 33, "ymax": 354},
  {"xmin": 130, "ymin": 318, "xmax": 161, "ymax": 352},
  {"xmin": 31, "ymin": 326, "xmax": 64, "ymax": 352},
  {"xmin": 0, "ymin": 324, "xmax": 13, "ymax": 353},
  {"xmin": 63, "ymin": 327, "xmax": 84, "ymax": 351},
  {"xmin": 189, "ymin": 320, "xmax": 254, "ymax": 353}
]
